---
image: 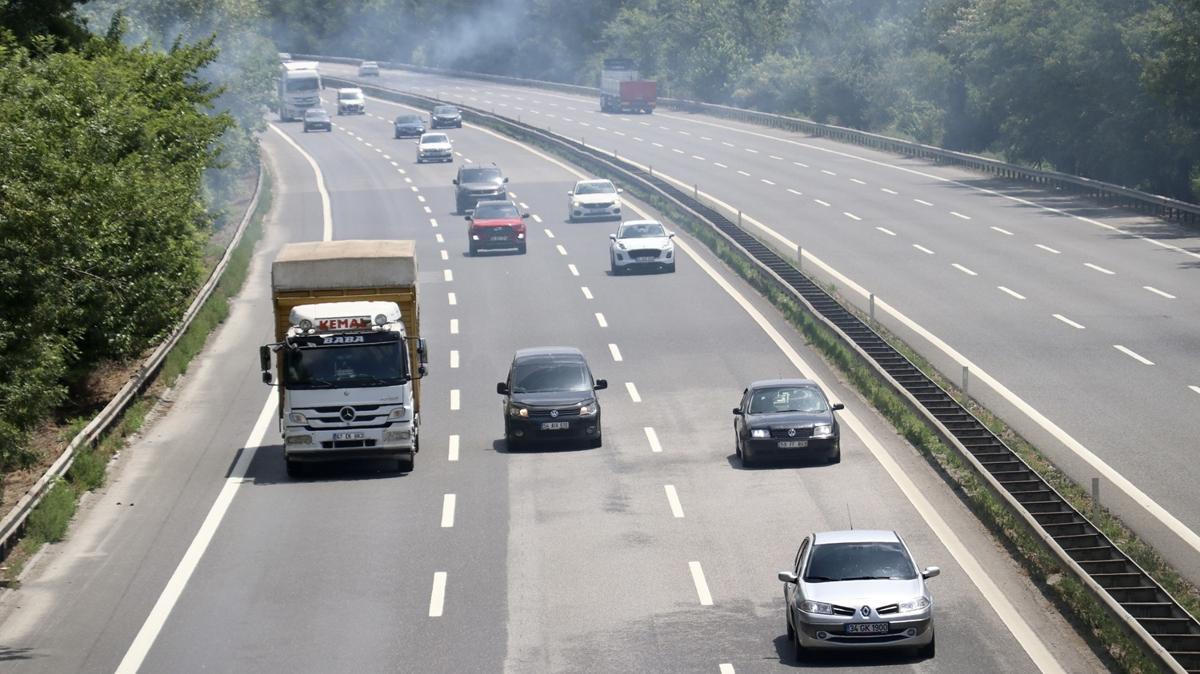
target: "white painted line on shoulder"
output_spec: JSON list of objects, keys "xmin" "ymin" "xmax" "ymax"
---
[
  {"xmin": 1114, "ymin": 345, "xmax": 1154, "ymax": 365},
  {"xmin": 714, "ymin": 162, "xmax": 728, "ymax": 168},
  {"xmin": 850, "ymin": 178, "xmax": 867, "ymax": 185},
  {"xmin": 568, "ymin": 264, "xmax": 579, "ymax": 276},
  {"xmin": 914, "ymin": 198, "xmax": 933, "ymax": 206},
  {"xmin": 1144, "ymin": 286, "xmax": 1176, "ymax": 299},
  {"xmin": 689, "ymin": 561, "xmax": 714, "ymax": 606},
  {"xmin": 950, "ymin": 211, "xmax": 971, "ymax": 220},
  {"xmin": 664, "ymin": 485, "xmax": 685, "ymax": 518},
  {"xmin": 1035, "ymin": 243, "xmax": 1061, "ymax": 254},
  {"xmin": 952, "ymin": 263, "xmax": 978, "ymax": 276},
  {"xmin": 761, "ymin": 178, "xmax": 776, "ymax": 185},
  {"xmin": 990, "ymin": 226, "xmax": 1014, "ymax": 236},
  {"xmin": 1053, "ymin": 314, "xmax": 1086, "ymax": 329},
  {"xmin": 609, "ymin": 343, "xmax": 623, "ymax": 362},
  {"xmin": 440, "ymin": 250, "xmax": 448, "ymax": 261},
  {"xmin": 544, "ymin": 228, "xmax": 555, "ymax": 238},
  {"xmin": 114, "ymin": 391, "xmax": 278, "ymax": 674},
  {"xmin": 267, "ymin": 125, "xmax": 333, "ymax": 241},
  {"xmin": 736, "ymin": 170, "xmax": 751, "ymax": 177},
  {"xmin": 450, "ymin": 319, "xmax": 459, "ymax": 335},
  {"xmin": 436, "ymin": 233, "xmax": 444, "ymax": 243},
  {"xmin": 556, "ymin": 244, "xmax": 568, "ymax": 256},
  {"xmin": 1085, "ymin": 262, "xmax": 1115, "ymax": 275},
  {"xmin": 448, "ymin": 435, "xmax": 460, "ymax": 462},
  {"xmin": 814, "ymin": 199, "xmax": 831, "ymax": 207},
  {"xmin": 595, "ymin": 312, "xmax": 607, "ymax": 327},
  {"xmin": 913, "ymin": 244, "xmax": 935, "ymax": 255},
  {"xmin": 450, "ymin": 389, "xmax": 461, "ymax": 410},
  {"xmin": 692, "ymin": 155, "xmax": 706, "ymax": 161},
  {"xmin": 450, "ymin": 350, "xmax": 459, "ymax": 369},
  {"xmin": 581, "ymin": 286, "xmax": 593, "ymax": 300},
  {"xmin": 532, "ymin": 214, "xmax": 543, "ymax": 223},
  {"xmin": 625, "ymin": 382, "xmax": 641, "ymax": 403},
  {"xmin": 719, "ymin": 665, "xmax": 735, "ymax": 674},
  {"xmin": 447, "ymin": 292, "xmax": 457, "ymax": 305},
  {"xmin": 998, "ymin": 286, "xmax": 1026, "ymax": 300},
  {"xmin": 881, "ymin": 187, "xmax": 898, "ymax": 195},
  {"xmin": 721, "ymin": 141, "xmax": 735, "ymax": 147},
  {"xmin": 875, "ymin": 226, "xmax": 896, "ymax": 236},
  {"xmin": 820, "ymin": 169, "xmax": 837, "ymax": 176},
  {"xmin": 644, "ymin": 427, "xmax": 662, "ymax": 453},
  {"xmin": 441, "ymin": 494, "xmax": 456, "ymax": 528},
  {"xmin": 844, "ymin": 212, "xmax": 861, "ymax": 221},
  {"xmin": 786, "ymin": 188, "xmax": 803, "ymax": 196},
  {"xmin": 429, "ymin": 572, "xmax": 447, "ymax": 617}
]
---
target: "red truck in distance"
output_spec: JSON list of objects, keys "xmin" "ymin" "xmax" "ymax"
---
[{"xmin": 600, "ymin": 58, "xmax": 657, "ymax": 114}]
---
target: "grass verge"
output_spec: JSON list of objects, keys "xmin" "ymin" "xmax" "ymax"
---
[{"xmin": 0, "ymin": 169, "xmax": 271, "ymax": 583}]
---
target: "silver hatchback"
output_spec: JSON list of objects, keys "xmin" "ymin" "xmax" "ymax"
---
[{"xmin": 779, "ymin": 530, "xmax": 939, "ymax": 659}]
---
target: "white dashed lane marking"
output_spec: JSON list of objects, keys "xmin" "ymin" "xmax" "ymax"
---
[
  {"xmin": 952, "ymin": 263, "xmax": 978, "ymax": 276},
  {"xmin": 689, "ymin": 562, "xmax": 714, "ymax": 606},
  {"xmin": 450, "ymin": 389, "xmax": 460, "ymax": 410},
  {"xmin": 595, "ymin": 312, "xmax": 607, "ymax": 328},
  {"xmin": 951, "ymin": 211, "xmax": 971, "ymax": 220},
  {"xmin": 664, "ymin": 485, "xmax": 685, "ymax": 518},
  {"xmin": 544, "ymin": 228, "xmax": 555, "ymax": 238},
  {"xmin": 450, "ymin": 319, "xmax": 459, "ymax": 335},
  {"xmin": 443, "ymin": 269, "xmax": 453, "ymax": 282},
  {"xmin": 1036, "ymin": 244, "xmax": 1061, "ymax": 254},
  {"xmin": 448, "ymin": 434, "xmax": 459, "ymax": 461},
  {"xmin": 609, "ymin": 343, "xmax": 623, "ymax": 362},
  {"xmin": 814, "ymin": 199, "xmax": 830, "ymax": 207},
  {"xmin": 991, "ymin": 226, "xmax": 1014, "ymax": 236},
  {"xmin": 441, "ymin": 494, "xmax": 456, "ymax": 528},
  {"xmin": 875, "ymin": 226, "xmax": 896, "ymax": 236},
  {"xmin": 429, "ymin": 572, "xmax": 447, "ymax": 617},
  {"xmin": 1114, "ymin": 345, "xmax": 1154, "ymax": 365},
  {"xmin": 786, "ymin": 188, "xmax": 803, "ymax": 196},
  {"xmin": 1144, "ymin": 286, "xmax": 1176, "ymax": 299},
  {"xmin": 447, "ymin": 292, "xmax": 457, "ymax": 305},
  {"xmin": 914, "ymin": 198, "xmax": 933, "ymax": 206},
  {"xmin": 1053, "ymin": 314, "xmax": 1086, "ymax": 329},
  {"xmin": 844, "ymin": 212, "xmax": 861, "ymax": 221},
  {"xmin": 998, "ymin": 286, "xmax": 1026, "ymax": 300},
  {"xmin": 913, "ymin": 244, "xmax": 935, "ymax": 255},
  {"xmin": 644, "ymin": 427, "xmax": 662, "ymax": 453},
  {"xmin": 625, "ymin": 382, "xmax": 641, "ymax": 403},
  {"xmin": 881, "ymin": 187, "xmax": 898, "ymax": 195},
  {"xmin": 568, "ymin": 264, "xmax": 579, "ymax": 276},
  {"xmin": 581, "ymin": 286, "xmax": 593, "ymax": 300},
  {"xmin": 1084, "ymin": 262, "xmax": 1115, "ymax": 275},
  {"xmin": 450, "ymin": 350, "xmax": 459, "ymax": 369},
  {"xmin": 556, "ymin": 244, "xmax": 568, "ymax": 256},
  {"xmin": 820, "ymin": 169, "xmax": 836, "ymax": 176}
]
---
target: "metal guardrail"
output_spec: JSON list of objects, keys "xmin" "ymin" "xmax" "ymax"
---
[
  {"xmin": 0, "ymin": 166, "xmax": 265, "ymax": 563},
  {"xmin": 303, "ymin": 53, "xmax": 1200, "ymax": 226},
  {"xmin": 332, "ymin": 74, "xmax": 1197, "ymax": 673}
]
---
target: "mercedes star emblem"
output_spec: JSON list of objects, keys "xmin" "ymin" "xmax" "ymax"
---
[
  {"xmin": 550, "ymin": 409, "xmax": 559, "ymax": 418},
  {"xmin": 787, "ymin": 428, "xmax": 796, "ymax": 437},
  {"xmin": 340, "ymin": 406, "xmax": 356, "ymax": 422}
]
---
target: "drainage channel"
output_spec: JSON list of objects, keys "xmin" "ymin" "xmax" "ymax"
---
[{"xmin": 335, "ymin": 75, "xmax": 1200, "ymax": 671}]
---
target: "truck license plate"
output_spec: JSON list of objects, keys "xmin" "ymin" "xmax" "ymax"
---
[
  {"xmin": 778, "ymin": 440, "xmax": 807, "ymax": 448},
  {"xmin": 541, "ymin": 421, "xmax": 569, "ymax": 430},
  {"xmin": 333, "ymin": 432, "xmax": 366, "ymax": 441},
  {"xmin": 845, "ymin": 623, "xmax": 889, "ymax": 634}
]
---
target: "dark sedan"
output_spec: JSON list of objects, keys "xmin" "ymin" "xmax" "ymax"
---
[
  {"xmin": 498, "ymin": 347, "xmax": 606, "ymax": 450},
  {"xmin": 393, "ymin": 113, "xmax": 425, "ymax": 138},
  {"xmin": 430, "ymin": 104, "xmax": 463, "ymax": 128},
  {"xmin": 734, "ymin": 378, "xmax": 844, "ymax": 466},
  {"xmin": 302, "ymin": 107, "xmax": 332, "ymax": 132}
]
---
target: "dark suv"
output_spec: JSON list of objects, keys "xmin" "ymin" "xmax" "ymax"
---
[
  {"xmin": 453, "ymin": 164, "xmax": 508, "ymax": 213},
  {"xmin": 497, "ymin": 347, "xmax": 607, "ymax": 450},
  {"xmin": 430, "ymin": 104, "xmax": 463, "ymax": 128}
]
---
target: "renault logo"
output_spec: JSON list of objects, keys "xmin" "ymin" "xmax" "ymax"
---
[
  {"xmin": 340, "ymin": 406, "xmax": 356, "ymax": 422},
  {"xmin": 860, "ymin": 605, "xmax": 871, "ymax": 618},
  {"xmin": 550, "ymin": 409, "xmax": 559, "ymax": 418},
  {"xmin": 787, "ymin": 428, "xmax": 796, "ymax": 437}
]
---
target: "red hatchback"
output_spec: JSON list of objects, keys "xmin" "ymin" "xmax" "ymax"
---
[{"xmin": 467, "ymin": 200, "xmax": 529, "ymax": 255}]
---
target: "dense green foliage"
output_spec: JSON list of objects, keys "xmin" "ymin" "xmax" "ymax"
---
[
  {"xmin": 0, "ymin": 1, "xmax": 269, "ymax": 473},
  {"xmin": 265, "ymin": 0, "xmax": 1200, "ymax": 200}
]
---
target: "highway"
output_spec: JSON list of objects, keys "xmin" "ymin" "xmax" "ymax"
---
[
  {"xmin": 0, "ymin": 86, "xmax": 1104, "ymax": 672},
  {"xmin": 318, "ymin": 62, "xmax": 1200, "ymax": 582}
]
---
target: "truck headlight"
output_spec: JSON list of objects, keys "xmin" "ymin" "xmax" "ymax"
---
[
  {"xmin": 288, "ymin": 412, "xmax": 307, "ymax": 424},
  {"xmin": 509, "ymin": 406, "xmax": 529, "ymax": 418},
  {"xmin": 750, "ymin": 429, "xmax": 770, "ymax": 438},
  {"xmin": 384, "ymin": 430, "xmax": 412, "ymax": 442},
  {"xmin": 388, "ymin": 405, "xmax": 407, "ymax": 420},
  {"xmin": 799, "ymin": 600, "xmax": 833, "ymax": 615},
  {"xmin": 899, "ymin": 596, "xmax": 931, "ymax": 611},
  {"xmin": 285, "ymin": 435, "xmax": 313, "ymax": 445},
  {"xmin": 812, "ymin": 423, "xmax": 833, "ymax": 438}
]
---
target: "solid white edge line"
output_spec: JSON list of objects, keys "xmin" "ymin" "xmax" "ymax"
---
[
  {"xmin": 1114, "ymin": 345, "xmax": 1155, "ymax": 366},
  {"xmin": 689, "ymin": 561, "xmax": 714, "ymax": 606},
  {"xmin": 644, "ymin": 427, "xmax": 662, "ymax": 453},
  {"xmin": 429, "ymin": 572, "xmax": 447, "ymax": 617},
  {"xmin": 625, "ymin": 382, "xmax": 641, "ymax": 403},
  {"xmin": 115, "ymin": 391, "xmax": 278, "ymax": 674},
  {"xmin": 448, "ymin": 434, "xmax": 460, "ymax": 462},
  {"xmin": 267, "ymin": 125, "xmax": 333, "ymax": 241},
  {"xmin": 441, "ymin": 494, "xmax": 456, "ymax": 528},
  {"xmin": 664, "ymin": 485, "xmax": 685, "ymax": 518}
]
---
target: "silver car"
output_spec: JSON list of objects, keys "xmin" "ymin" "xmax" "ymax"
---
[
  {"xmin": 779, "ymin": 530, "xmax": 938, "ymax": 659},
  {"xmin": 608, "ymin": 219, "xmax": 675, "ymax": 274}
]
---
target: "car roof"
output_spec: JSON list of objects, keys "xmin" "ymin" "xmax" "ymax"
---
[
  {"xmin": 513, "ymin": 346, "xmax": 585, "ymax": 361},
  {"xmin": 812, "ymin": 530, "xmax": 900, "ymax": 545},
  {"xmin": 748, "ymin": 378, "xmax": 819, "ymax": 389}
]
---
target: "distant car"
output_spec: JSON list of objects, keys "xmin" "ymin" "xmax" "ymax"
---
[
  {"xmin": 733, "ymin": 378, "xmax": 843, "ymax": 466},
  {"xmin": 466, "ymin": 199, "xmax": 528, "ymax": 256},
  {"xmin": 430, "ymin": 104, "xmax": 463, "ymax": 129},
  {"xmin": 302, "ymin": 107, "xmax": 332, "ymax": 132},
  {"xmin": 393, "ymin": 114, "xmax": 426, "ymax": 138},
  {"xmin": 336, "ymin": 87, "xmax": 365, "ymax": 115},
  {"xmin": 358, "ymin": 61, "xmax": 380, "ymax": 76},
  {"xmin": 416, "ymin": 132, "xmax": 453, "ymax": 163},
  {"xmin": 608, "ymin": 219, "xmax": 675, "ymax": 274},
  {"xmin": 497, "ymin": 347, "xmax": 607, "ymax": 450},
  {"xmin": 567, "ymin": 179, "xmax": 622, "ymax": 221},
  {"xmin": 779, "ymin": 530, "xmax": 938, "ymax": 659},
  {"xmin": 453, "ymin": 164, "xmax": 508, "ymax": 213}
]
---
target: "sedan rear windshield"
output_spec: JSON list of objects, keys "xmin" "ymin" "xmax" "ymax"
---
[
  {"xmin": 805, "ymin": 542, "xmax": 917, "ymax": 582},
  {"xmin": 395, "ymin": 115, "xmax": 421, "ymax": 123},
  {"xmin": 473, "ymin": 203, "xmax": 519, "ymax": 219},
  {"xmin": 434, "ymin": 106, "xmax": 459, "ymax": 114},
  {"xmin": 461, "ymin": 168, "xmax": 502, "ymax": 182},
  {"xmin": 748, "ymin": 386, "xmax": 827, "ymax": 414},
  {"xmin": 511, "ymin": 360, "xmax": 591, "ymax": 393}
]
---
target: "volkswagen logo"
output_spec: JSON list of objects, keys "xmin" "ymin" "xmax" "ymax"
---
[
  {"xmin": 787, "ymin": 428, "xmax": 796, "ymax": 437},
  {"xmin": 550, "ymin": 409, "xmax": 559, "ymax": 418},
  {"xmin": 860, "ymin": 605, "xmax": 871, "ymax": 618},
  {"xmin": 339, "ymin": 406, "xmax": 356, "ymax": 422}
]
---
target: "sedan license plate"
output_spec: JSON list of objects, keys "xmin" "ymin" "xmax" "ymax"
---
[
  {"xmin": 845, "ymin": 622, "xmax": 889, "ymax": 634},
  {"xmin": 777, "ymin": 440, "xmax": 808, "ymax": 448},
  {"xmin": 332, "ymin": 431, "xmax": 366, "ymax": 441},
  {"xmin": 490, "ymin": 235, "xmax": 509, "ymax": 241},
  {"xmin": 541, "ymin": 421, "xmax": 569, "ymax": 430}
]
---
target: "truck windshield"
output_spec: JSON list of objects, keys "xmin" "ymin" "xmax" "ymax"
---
[
  {"xmin": 286, "ymin": 75, "xmax": 319, "ymax": 92},
  {"xmin": 284, "ymin": 341, "xmax": 407, "ymax": 389}
]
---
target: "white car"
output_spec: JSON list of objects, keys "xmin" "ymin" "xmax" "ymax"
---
[
  {"xmin": 609, "ymin": 219, "xmax": 675, "ymax": 274},
  {"xmin": 567, "ymin": 179, "xmax": 622, "ymax": 221},
  {"xmin": 336, "ymin": 87, "xmax": 365, "ymax": 115},
  {"xmin": 416, "ymin": 132, "xmax": 453, "ymax": 163},
  {"xmin": 358, "ymin": 61, "xmax": 380, "ymax": 76}
]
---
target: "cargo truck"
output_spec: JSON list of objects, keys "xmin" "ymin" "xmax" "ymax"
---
[
  {"xmin": 600, "ymin": 57, "xmax": 657, "ymax": 114},
  {"xmin": 260, "ymin": 240, "xmax": 428, "ymax": 476},
  {"xmin": 277, "ymin": 60, "xmax": 322, "ymax": 122}
]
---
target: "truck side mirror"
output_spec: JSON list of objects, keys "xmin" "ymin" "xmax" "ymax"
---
[
  {"xmin": 453, "ymin": 179, "xmax": 459, "ymax": 185},
  {"xmin": 496, "ymin": 382, "xmax": 509, "ymax": 395},
  {"xmin": 418, "ymin": 365, "xmax": 428, "ymax": 377},
  {"xmin": 417, "ymin": 338, "xmax": 429, "ymax": 365},
  {"xmin": 262, "ymin": 371, "xmax": 274, "ymax": 385},
  {"xmin": 259, "ymin": 345, "xmax": 272, "ymax": 372}
]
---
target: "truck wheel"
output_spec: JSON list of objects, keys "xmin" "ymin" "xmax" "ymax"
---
[
  {"xmin": 286, "ymin": 458, "xmax": 306, "ymax": 478},
  {"xmin": 397, "ymin": 452, "xmax": 414, "ymax": 473}
]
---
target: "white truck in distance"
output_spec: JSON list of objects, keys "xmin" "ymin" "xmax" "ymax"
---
[
  {"xmin": 260, "ymin": 240, "xmax": 428, "ymax": 477},
  {"xmin": 277, "ymin": 60, "xmax": 321, "ymax": 122}
]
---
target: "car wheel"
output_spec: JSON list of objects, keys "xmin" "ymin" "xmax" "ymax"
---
[
  {"xmin": 827, "ymin": 444, "xmax": 841, "ymax": 464},
  {"xmin": 735, "ymin": 435, "xmax": 743, "ymax": 461},
  {"xmin": 468, "ymin": 242, "xmax": 477, "ymax": 256},
  {"xmin": 741, "ymin": 446, "xmax": 755, "ymax": 468},
  {"xmin": 285, "ymin": 458, "xmax": 306, "ymax": 478},
  {"xmin": 793, "ymin": 625, "xmax": 808, "ymax": 662},
  {"xmin": 518, "ymin": 242, "xmax": 527, "ymax": 255},
  {"xmin": 589, "ymin": 432, "xmax": 602, "ymax": 449},
  {"xmin": 506, "ymin": 434, "xmax": 523, "ymax": 452},
  {"xmin": 786, "ymin": 611, "xmax": 795, "ymax": 640},
  {"xmin": 303, "ymin": 127, "xmax": 309, "ymax": 133},
  {"xmin": 917, "ymin": 632, "xmax": 935, "ymax": 659},
  {"xmin": 667, "ymin": 261, "xmax": 676, "ymax": 273}
]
